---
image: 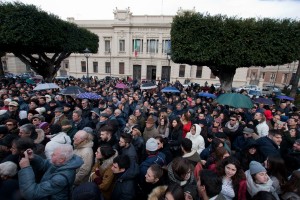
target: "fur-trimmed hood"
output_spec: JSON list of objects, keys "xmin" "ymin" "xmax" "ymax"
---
[
  {"xmin": 100, "ymin": 150, "xmax": 118, "ymax": 170},
  {"xmin": 34, "ymin": 129, "xmax": 45, "ymax": 144},
  {"xmin": 148, "ymin": 185, "xmax": 167, "ymax": 200}
]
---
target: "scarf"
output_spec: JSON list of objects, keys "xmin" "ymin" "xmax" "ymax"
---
[{"xmin": 225, "ymin": 121, "xmax": 239, "ymax": 132}]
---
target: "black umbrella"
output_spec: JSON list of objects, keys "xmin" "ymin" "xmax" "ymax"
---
[{"xmin": 60, "ymin": 86, "xmax": 86, "ymax": 95}]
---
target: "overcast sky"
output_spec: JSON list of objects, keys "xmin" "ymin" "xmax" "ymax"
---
[{"xmin": 5, "ymin": 0, "xmax": 300, "ymax": 20}]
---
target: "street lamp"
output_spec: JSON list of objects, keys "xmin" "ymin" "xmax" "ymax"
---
[{"xmin": 83, "ymin": 48, "xmax": 91, "ymax": 85}]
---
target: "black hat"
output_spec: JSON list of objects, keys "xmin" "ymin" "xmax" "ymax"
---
[
  {"xmin": 198, "ymin": 119, "xmax": 207, "ymax": 126},
  {"xmin": 64, "ymin": 103, "xmax": 73, "ymax": 108},
  {"xmin": 49, "ymin": 99, "xmax": 57, "ymax": 104},
  {"xmin": 91, "ymin": 108, "xmax": 100, "ymax": 117},
  {"xmin": 0, "ymin": 125, "xmax": 8, "ymax": 135},
  {"xmin": 215, "ymin": 132, "xmax": 227, "ymax": 139},
  {"xmin": 132, "ymin": 124, "xmax": 142, "ymax": 133}
]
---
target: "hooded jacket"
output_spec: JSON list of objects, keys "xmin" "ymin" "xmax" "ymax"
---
[
  {"xmin": 74, "ymin": 140, "xmax": 94, "ymax": 185},
  {"xmin": 186, "ymin": 124, "xmax": 205, "ymax": 154},
  {"xmin": 45, "ymin": 132, "xmax": 72, "ymax": 159},
  {"xmin": 18, "ymin": 154, "xmax": 83, "ymax": 200}
]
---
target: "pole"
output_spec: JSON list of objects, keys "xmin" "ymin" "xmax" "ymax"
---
[
  {"xmin": 86, "ymin": 56, "xmax": 89, "ymax": 86},
  {"xmin": 274, "ymin": 65, "xmax": 280, "ymax": 86}
]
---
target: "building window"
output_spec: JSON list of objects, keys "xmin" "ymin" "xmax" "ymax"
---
[
  {"xmin": 196, "ymin": 66, "xmax": 203, "ymax": 78},
  {"xmin": 93, "ymin": 62, "xmax": 98, "ymax": 73},
  {"xmin": 64, "ymin": 60, "xmax": 69, "ymax": 69},
  {"xmin": 105, "ymin": 62, "xmax": 111, "ymax": 73},
  {"xmin": 179, "ymin": 65, "xmax": 185, "ymax": 77},
  {"xmin": 81, "ymin": 61, "xmax": 86, "ymax": 72},
  {"xmin": 2, "ymin": 61, "xmax": 7, "ymax": 71},
  {"xmin": 26, "ymin": 65, "xmax": 31, "ymax": 71},
  {"xmin": 119, "ymin": 40, "xmax": 125, "ymax": 52},
  {"xmin": 270, "ymin": 73, "xmax": 276, "ymax": 82},
  {"xmin": 261, "ymin": 72, "xmax": 265, "ymax": 79},
  {"xmin": 147, "ymin": 39, "xmax": 159, "ymax": 53},
  {"xmin": 105, "ymin": 40, "xmax": 111, "ymax": 52},
  {"xmin": 119, "ymin": 62, "xmax": 125, "ymax": 74},
  {"xmin": 162, "ymin": 39, "xmax": 171, "ymax": 54},
  {"xmin": 132, "ymin": 39, "xmax": 143, "ymax": 53},
  {"xmin": 282, "ymin": 73, "xmax": 289, "ymax": 84},
  {"xmin": 210, "ymin": 72, "xmax": 216, "ymax": 79}
]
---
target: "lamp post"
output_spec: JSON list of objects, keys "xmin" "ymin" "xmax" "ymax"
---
[{"xmin": 84, "ymin": 48, "xmax": 91, "ymax": 86}]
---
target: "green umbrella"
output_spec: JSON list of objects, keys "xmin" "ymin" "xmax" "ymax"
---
[{"xmin": 216, "ymin": 93, "xmax": 254, "ymax": 109}]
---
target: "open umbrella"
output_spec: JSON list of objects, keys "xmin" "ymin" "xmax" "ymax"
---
[
  {"xmin": 161, "ymin": 87, "xmax": 180, "ymax": 93},
  {"xmin": 276, "ymin": 95, "xmax": 294, "ymax": 101},
  {"xmin": 140, "ymin": 82, "xmax": 157, "ymax": 90},
  {"xmin": 115, "ymin": 83, "xmax": 129, "ymax": 89},
  {"xmin": 33, "ymin": 83, "xmax": 61, "ymax": 91},
  {"xmin": 60, "ymin": 86, "xmax": 85, "ymax": 95},
  {"xmin": 77, "ymin": 92, "xmax": 101, "ymax": 100},
  {"xmin": 216, "ymin": 93, "xmax": 253, "ymax": 108},
  {"xmin": 198, "ymin": 92, "xmax": 216, "ymax": 99},
  {"xmin": 253, "ymin": 97, "xmax": 275, "ymax": 105}
]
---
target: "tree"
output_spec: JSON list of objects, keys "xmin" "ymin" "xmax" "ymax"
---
[
  {"xmin": 171, "ymin": 12, "xmax": 300, "ymax": 91},
  {"xmin": 0, "ymin": 2, "xmax": 99, "ymax": 82}
]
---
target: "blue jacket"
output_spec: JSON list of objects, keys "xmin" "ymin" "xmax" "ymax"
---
[
  {"xmin": 139, "ymin": 152, "xmax": 166, "ymax": 180},
  {"xmin": 256, "ymin": 136, "xmax": 281, "ymax": 160},
  {"xmin": 111, "ymin": 162, "xmax": 139, "ymax": 200},
  {"xmin": 18, "ymin": 155, "xmax": 83, "ymax": 200}
]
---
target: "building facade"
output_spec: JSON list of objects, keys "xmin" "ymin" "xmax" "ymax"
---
[
  {"xmin": 61, "ymin": 8, "xmax": 248, "ymax": 86},
  {"xmin": 2, "ymin": 8, "xmax": 298, "ymax": 88}
]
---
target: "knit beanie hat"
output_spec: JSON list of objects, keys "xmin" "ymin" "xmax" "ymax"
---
[
  {"xmin": 249, "ymin": 161, "xmax": 266, "ymax": 175},
  {"xmin": 146, "ymin": 138, "xmax": 158, "ymax": 151}
]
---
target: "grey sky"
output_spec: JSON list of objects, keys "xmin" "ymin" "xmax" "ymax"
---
[{"xmin": 7, "ymin": 0, "xmax": 300, "ymax": 20}]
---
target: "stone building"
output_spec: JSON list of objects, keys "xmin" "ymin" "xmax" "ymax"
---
[{"xmin": 1, "ymin": 8, "xmax": 298, "ymax": 88}]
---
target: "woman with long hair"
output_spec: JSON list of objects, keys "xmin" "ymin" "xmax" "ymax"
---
[
  {"xmin": 90, "ymin": 145, "xmax": 118, "ymax": 200},
  {"xmin": 281, "ymin": 170, "xmax": 300, "ymax": 200},
  {"xmin": 265, "ymin": 156, "xmax": 288, "ymax": 196},
  {"xmin": 123, "ymin": 115, "xmax": 137, "ymax": 134},
  {"xmin": 157, "ymin": 113, "xmax": 169, "ymax": 138},
  {"xmin": 181, "ymin": 112, "xmax": 192, "ymax": 138},
  {"xmin": 168, "ymin": 117, "xmax": 183, "ymax": 157},
  {"xmin": 205, "ymin": 146, "xmax": 230, "ymax": 172},
  {"xmin": 216, "ymin": 156, "xmax": 246, "ymax": 200}
]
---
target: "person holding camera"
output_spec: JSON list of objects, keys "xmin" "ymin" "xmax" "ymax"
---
[{"xmin": 18, "ymin": 144, "xmax": 83, "ymax": 200}]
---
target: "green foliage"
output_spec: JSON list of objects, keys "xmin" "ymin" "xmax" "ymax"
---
[
  {"xmin": 0, "ymin": 2, "xmax": 99, "ymax": 53},
  {"xmin": 171, "ymin": 12, "xmax": 300, "ymax": 70}
]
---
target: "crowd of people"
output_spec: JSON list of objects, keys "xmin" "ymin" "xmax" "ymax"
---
[{"xmin": 0, "ymin": 77, "xmax": 299, "ymax": 200}]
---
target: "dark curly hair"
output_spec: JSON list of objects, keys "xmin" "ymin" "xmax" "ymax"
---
[{"xmin": 216, "ymin": 156, "xmax": 246, "ymax": 196}]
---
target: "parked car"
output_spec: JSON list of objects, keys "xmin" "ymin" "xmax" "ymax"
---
[
  {"xmin": 236, "ymin": 85, "xmax": 261, "ymax": 93},
  {"xmin": 262, "ymin": 85, "xmax": 282, "ymax": 96},
  {"xmin": 248, "ymin": 90, "xmax": 262, "ymax": 98}
]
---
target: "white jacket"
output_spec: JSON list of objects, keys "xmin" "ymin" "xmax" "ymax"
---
[
  {"xmin": 185, "ymin": 124, "xmax": 205, "ymax": 154},
  {"xmin": 44, "ymin": 132, "xmax": 72, "ymax": 159},
  {"xmin": 256, "ymin": 121, "xmax": 269, "ymax": 137}
]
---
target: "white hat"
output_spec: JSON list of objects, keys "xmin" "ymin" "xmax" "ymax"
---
[
  {"xmin": 35, "ymin": 107, "xmax": 46, "ymax": 114},
  {"xmin": 146, "ymin": 138, "xmax": 158, "ymax": 151}
]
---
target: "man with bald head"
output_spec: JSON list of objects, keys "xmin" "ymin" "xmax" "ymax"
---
[{"xmin": 73, "ymin": 130, "xmax": 94, "ymax": 186}]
